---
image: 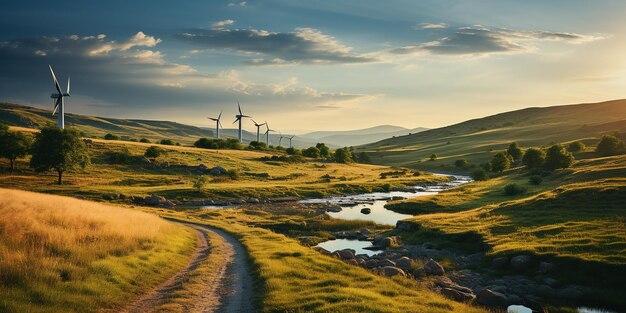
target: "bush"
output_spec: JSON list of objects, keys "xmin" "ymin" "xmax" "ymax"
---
[
  {"xmin": 504, "ymin": 183, "xmax": 526, "ymax": 196},
  {"xmin": 316, "ymin": 143, "xmax": 330, "ymax": 158},
  {"xmin": 286, "ymin": 147, "xmax": 300, "ymax": 155},
  {"xmin": 139, "ymin": 138, "xmax": 150, "ymax": 143},
  {"xmin": 302, "ymin": 147, "xmax": 320, "ymax": 158},
  {"xmin": 471, "ymin": 169, "xmax": 489, "ymax": 181},
  {"xmin": 194, "ymin": 137, "xmax": 242, "ymax": 150},
  {"xmin": 356, "ymin": 152, "xmax": 371, "ymax": 164},
  {"xmin": 105, "ymin": 148, "xmax": 136, "ymax": 164},
  {"xmin": 104, "ymin": 133, "xmax": 119, "ymax": 140},
  {"xmin": 544, "ymin": 144, "xmax": 574, "ymax": 171},
  {"xmin": 226, "ymin": 169, "xmax": 239, "ymax": 180},
  {"xmin": 334, "ymin": 147, "xmax": 353, "ymax": 163},
  {"xmin": 429, "ymin": 154, "xmax": 438, "ymax": 161},
  {"xmin": 596, "ymin": 135, "xmax": 625, "ymax": 156},
  {"xmin": 454, "ymin": 159, "xmax": 468, "ymax": 168},
  {"xmin": 144, "ymin": 146, "xmax": 163, "ymax": 158},
  {"xmin": 248, "ymin": 141, "xmax": 267, "ymax": 150},
  {"xmin": 567, "ymin": 141, "xmax": 585, "ymax": 153},
  {"xmin": 522, "ymin": 148, "xmax": 546, "ymax": 170},
  {"xmin": 507, "ymin": 142, "xmax": 523, "ymax": 161},
  {"xmin": 529, "ymin": 175, "xmax": 543, "ymax": 185},
  {"xmin": 490, "ymin": 152, "xmax": 511, "ymax": 172},
  {"xmin": 160, "ymin": 139, "xmax": 175, "ymax": 145},
  {"xmin": 193, "ymin": 175, "xmax": 207, "ymax": 193}
]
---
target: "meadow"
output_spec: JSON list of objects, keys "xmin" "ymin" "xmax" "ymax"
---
[{"xmin": 0, "ymin": 189, "xmax": 196, "ymax": 313}]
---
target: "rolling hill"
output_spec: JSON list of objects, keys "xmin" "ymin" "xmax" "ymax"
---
[
  {"xmin": 358, "ymin": 99, "xmax": 626, "ymax": 171},
  {"xmin": 300, "ymin": 125, "xmax": 428, "ymax": 147}
]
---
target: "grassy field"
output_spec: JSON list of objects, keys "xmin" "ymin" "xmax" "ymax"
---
[
  {"xmin": 0, "ymin": 131, "xmax": 447, "ymax": 201},
  {"xmin": 159, "ymin": 209, "xmax": 487, "ymax": 313},
  {"xmin": 0, "ymin": 188, "xmax": 197, "ymax": 313},
  {"xmin": 357, "ymin": 99, "xmax": 626, "ymax": 172}
]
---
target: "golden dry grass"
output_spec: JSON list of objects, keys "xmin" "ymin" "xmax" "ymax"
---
[{"xmin": 0, "ymin": 188, "xmax": 196, "ymax": 313}]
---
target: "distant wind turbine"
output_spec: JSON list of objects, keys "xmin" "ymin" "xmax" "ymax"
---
[
  {"xmin": 49, "ymin": 65, "xmax": 70, "ymax": 129},
  {"xmin": 287, "ymin": 135, "xmax": 295, "ymax": 148},
  {"xmin": 264, "ymin": 121, "xmax": 275, "ymax": 146},
  {"xmin": 232, "ymin": 98, "xmax": 251, "ymax": 143},
  {"xmin": 278, "ymin": 132, "xmax": 285, "ymax": 147},
  {"xmin": 208, "ymin": 110, "xmax": 223, "ymax": 139},
  {"xmin": 252, "ymin": 119, "xmax": 266, "ymax": 143}
]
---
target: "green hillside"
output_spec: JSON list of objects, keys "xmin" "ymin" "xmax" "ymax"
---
[
  {"xmin": 358, "ymin": 99, "xmax": 626, "ymax": 171},
  {"xmin": 0, "ymin": 103, "xmax": 213, "ymax": 144}
]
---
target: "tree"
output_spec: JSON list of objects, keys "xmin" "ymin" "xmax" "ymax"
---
[
  {"xmin": 160, "ymin": 139, "xmax": 175, "ymax": 145},
  {"xmin": 104, "ymin": 133, "xmax": 119, "ymax": 140},
  {"xmin": 0, "ymin": 128, "xmax": 31, "ymax": 171},
  {"xmin": 357, "ymin": 152, "xmax": 371, "ymax": 164},
  {"xmin": 144, "ymin": 146, "xmax": 163, "ymax": 158},
  {"xmin": 286, "ymin": 147, "xmax": 300, "ymax": 155},
  {"xmin": 430, "ymin": 154, "xmax": 437, "ymax": 161},
  {"xmin": 454, "ymin": 159, "xmax": 468, "ymax": 168},
  {"xmin": 507, "ymin": 142, "xmax": 523, "ymax": 161},
  {"xmin": 471, "ymin": 169, "xmax": 489, "ymax": 181},
  {"xmin": 490, "ymin": 152, "xmax": 511, "ymax": 172},
  {"xmin": 30, "ymin": 126, "xmax": 90, "ymax": 184},
  {"xmin": 139, "ymin": 138, "xmax": 151, "ymax": 143},
  {"xmin": 316, "ymin": 143, "xmax": 330, "ymax": 158},
  {"xmin": 567, "ymin": 141, "xmax": 585, "ymax": 153},
  {"xmin": 334, "ymin": 147, "xmax": 353, "ymax": 163},
  {"xmin": 302, "ymin": 146, "xmax": 320, "ymax": 158},
  {"xmin": 544, "ymin": 144, "xmax": 574, "ymax": 171},
  {"xmin": 596, "ymin": 135, "xmax": 625, "ymax": 156},
  {"xmin": 522, "ymin": 148, "xmax": 545, "ymax": 170}
]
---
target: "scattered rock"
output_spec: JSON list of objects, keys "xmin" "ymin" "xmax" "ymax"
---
[
  {"xmin": 556, "ymin": 285, "xmax": 584, "ymax": 300},
  {"xmin": 326, "ymin": 205, "xmax": 343, "ymax": 213},
  {"xmin": 491, "ymin": 257, "xmax": 509, "ymax": 269},
  {"xmin": 360, "ymin": 208, "xmax": 371, "ymax": 214},
  {"xmin": 424, "ymin": 258, "xmax": 445, "ymax": 276},
  {"xmin": 395, "ymin": 257, "xmax": 412, "ymax": 272},
  {"xmin": 380, "ymin": 236, "xmax": 400, "ymax": 248},
  {"xmin": 510, "ymin": 255, "xmax": 532, "ymax": 271},
  {"xmin": 365, "ymin": 259, "xmax": 379, "ymax": 269},
  {"xmin": 102, "ymin": 193, "xmax": 119, "ymax": 200},
  {"xmin": 209, "ymin": 165, "xmax": 227, "ymax": 176},
  {"xmin": 338, "ymin": 249, "xmax": 356, "ymax": 260},
  {"xmin": 381, "ymin": 266, "xmax": 406, "ymax": 277},
  {"xmin": 378, "ymin": 259, "xmax": 396, "ymax": 267},
  {"xmin": 440, "ymin": 287, "xmax": 476, "ymax": 302},
  {"xmin": 396, "ymin": 220, "xmax": 420, "ymax": 231},
  {"xmin": 476, "ymin": 289, "xmax": 508, "ymax": 307}
]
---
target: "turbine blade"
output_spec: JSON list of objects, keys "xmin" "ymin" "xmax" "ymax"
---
[
  {"xmin": 233, "ymin": 118, "xmax": 239, "ymax": 124},
  {"xmin": 218, "ymin": 120, "xmax": 223, "ymax": 128},
  {"xmin": 52, "ymin": 98, "xmax": 60, "ymax": 115},
  {"xmin": 218, "ymin": 110, "xmax": 223, "ymax": 120},
  {"xmin": 49, "ymin": 65, "xmax": 63, "ymax": 95},
  {"xmin": 66, "ymin": 77, "xmax": 70, "ymax": 95},
  {"xmin": 236, "ymin": 98, "xmax": 242, "ymax": 115}
]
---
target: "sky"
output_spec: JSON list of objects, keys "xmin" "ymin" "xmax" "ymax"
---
[{"xmin": 1, "ymin": 0, "xmax": 625, "ymax": 133}]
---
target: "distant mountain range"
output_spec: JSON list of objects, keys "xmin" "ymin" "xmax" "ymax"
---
[{"xmin": 299, "ymin": 125, "xmax": 428, "ymax": 147}]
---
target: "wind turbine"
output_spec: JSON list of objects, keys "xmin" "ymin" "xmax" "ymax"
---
[
  {"xmin": 49, "ymin": 65, "xmax": 70, "ymax": 129},
  {"xmin": 208, "ymin": 110, "xmax": 223, "ymax": 139},
  {"xmin": 232, "ymin": 98, "xmax": 251, "ymax": 143},
  {"xmin": 287, "ymin": 135, "xmax": 296, "ymax": 148},
  {"xmin": 251, "ymin": 119, "xmax": 266, "ymax": 143},
  {"xmin": 278, "ymin": 132, "xmax": 285, "ymax": 147},
  {"xmin": 264, "ymin": 121, "xmax": 275, "ymax": 146}
]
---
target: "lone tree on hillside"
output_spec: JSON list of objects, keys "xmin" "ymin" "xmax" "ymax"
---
[
  {"xmin": 144, "ymin": 146, "xmax": 164, "ymax": 159},
  {"xmin": 544, "ymin": 144, "xmax": 574, "ymax": 171},
  {"xmin": 334, "ymin": 147, "xmax": 353, "ymax": 163},
  {"xmin": 506, "ymin": 142, "xmax": 523, "ymax": 161},
  {"xmin": 522, "ymin": 148, "xmax": 546, "ymax": 170},
  {"xmin": 30, "ymin": 126, "xmax": 90, "ymax": 184},
  {"xmin": 0, "ymin": 125, "xmax": 31, "ymax": 171},
  {"xmin": 596, "ymin": 135, "xmax": 625, "ymax": 156},
  {"xmin": 490, "ymin": 152, "xmax": 511, "ymax": 172}
]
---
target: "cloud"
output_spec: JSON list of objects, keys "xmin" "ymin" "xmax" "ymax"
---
[
  {"xmin": 176, "ymin": 27, "xmax": 378, "ymax": 65},
  {"xmin": 418, "ymin": 23, "xmax": 447, "ymax": 30},
  {"xmin": 0, "ymin": 32, "xmax": 372, "ymax": 119},
  {"xmin": 211, "ymin": 19, "xmax": 235, "ymax": 28},
  {"xmin": 393, "ymin": 25, "xmax": 604, "ymax": 56},
  {"xmin": 227, "ymin": 1, "xmax": 246, "ymax": 7}
]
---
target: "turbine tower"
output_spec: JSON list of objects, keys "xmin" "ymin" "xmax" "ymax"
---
[
  {"xmin": 49, "ymin": 65, "xmax": 70, "ymax": 129},
  {"xmin": 264, "ymin": 121, "xmax": 275, "ymax": 146},
  {"xmin": 232, "ymin": 98, "xmax": 251, "ymax": 143},
  {"xmin": 208, "ymin": 110, "xmax": 223, "ymax": 139},
  {"xmin": 251, "ymin": 119, "xmax": 266, "ymax": 143},
  {"xmin": 278, "ymin": 132, "xmax": 285, "ymax": 147},
  {"xmin": 287, "ymin": 135, "xmax": 295, "ymax": 148}
]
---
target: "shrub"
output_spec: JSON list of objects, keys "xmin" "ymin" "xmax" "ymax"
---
[
  {"xmin": 160, "ymin": 139, "xmax": 175, "ymax": 145},
  {"xmin": 139, "ymin": 138, "xmax": 150, "ymax": 143},
  {"xmin": 596, "ymin": 135, "xmax": 625, "ymax": 156},
  {"xmin": 454, "ymin": 159, "xmax": 468, "ymax": 168},
  {"xmin": 248, "ymin": 141, "xmax": 267, "ymax": 150},
  {"xmin": 504, "ymin": 183, "xmax": 526, "ymax": 196},
  {"xmin": 193, "ymin": 175, "xmax": 207, "ymax": 193},
  {"xmin": 529, "ymin": 175, "xmax": 543, "ymax": 185},
  {"xmin": 286, "ymin": 147, "xmax": 300, "ymax": 155},
  {"xmin": 471, "ymin": 169, "xmax": 489, "ymax": 181},
  {"xmin": 104, "ymin": 133, "xmax": 119, "ymax": 140},
  {"xmin": 105, "ymin": 148, "xmax": 136, "ymax": 164},
  {"xmin": 507, "ymin": 142, "xmax": 523, "ymax": 161},
  {"xmin": 522, "ymin": 148, "xmax": 546, "ymax": 170},
  {"xmin": 316, "ymin": 143, "xmax": 331, "ymax": 158},
  {"xmin": 226, "ymin": 169, "xmax": 239, "ymax": 180},
  {"xmin": 544, "ymin": 144, "xmax": 574, "ymax": 171},
  {"xmin": 567, "ymin": 141, "xmax": 585, "ymax": 153},
  {"xmin": 490, "ymin": 152, "xmax": 511, "ymax": 172},
  {"xmin": 429, "ymin": 154, "xmax": 437, "ymax": 161},
  {"xmin": 144, "ymin": 146, "xmax": 163, "ymax": 158},
  {"xmin": 356, "ymin": 152, "xmax": 371, "ymax": 164},
  {"xmin": 30, "ymin": 126, "xmax": 90, "ymax": 184},
  {"xmin": 302, "ymin": 147, "xmax": 320, "ymax": 158}
]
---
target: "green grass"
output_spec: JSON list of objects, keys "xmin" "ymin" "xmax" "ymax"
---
[{"xmin": 0, "ymin": 189, "xmax": 197, "ymax": 313}]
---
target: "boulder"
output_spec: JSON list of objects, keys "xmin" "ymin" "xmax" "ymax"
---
[
  {"xmin": 312, "ymin": 247, "xmax": 331, "ymax": 255},
  {"xmin": 423, "ymin": 258, "xmax": 445, "ymax": 276},
  {"xmin": 326, "ymin": 205, "xmax": 343, "ymax": 213},
  {"xmin": 365, "ymin": 259, "xmax": 379, "ymax": 269},
  {"xmin": 360, "ymin": 208, "xmax": 371, "ymax": 214},
  {"xmin": 435, "ymin": 277, "xmax": 473, "ymax": 294},
  {"xmin": 378, "ymin": 259, "xmax": 396, "ymax": 267},
  {"xmin": 395, "ymin": 256, "xmax": 413, "ymax": 272},
  {"xmin": 396, "ymin": 220, "xmax": 420, "ymax": 231},
  {"xmin": 491, "ymin": 257, "xmax": 509, "ymax": 269},
  {"xmin": 510, "ymin": 255, "xmax": 532, "ymax": 271},
  {"xmin": 476, "ymin": 289, "xmax": 508, "ymax": 307},
  {"xmin": 102, "ymin": 193, "xmax": 119, "ymax": 200},
  {"xmin": 197, "ymin": 163, "xmax": 209, "ymax": 173},
  {"xmin": 247, "ymin": 198, "xmax": 260, "ymax": 204},
  {"xmin": 440, "ymin": 287, "xmax": 476, "ymax": 302},
  {"xmin": 539, "ymin": 261, "xmax": 556, "ymax": 273},
  {"xmin": 380, "ymin": 236, "xmax": 400, "ymax": 248},
  {"xmin": 556, "ymin": 285, "xmax": 584, "ymax": 300},
  {"xmin": 359, "ymin": 228, "xmax": 371, "ymax": 235},
  {"xmin": 381, "ymin": 266, "xmax": 406, "ymax": 277},
  {"xmin": 144, "ymin": 194, "xmax": 164, "ymax": 206},
  {"xmin": 338, "ymin": 249, "xmax": 356, "ymax": 260},
  {"xmin": 209, "ymin": 165, "xmax": 227, "ymax": 176}
]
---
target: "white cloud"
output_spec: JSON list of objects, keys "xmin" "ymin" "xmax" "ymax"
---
[
  {"xmin": 418, "ymin": 23, "xmax": 447, "ymax": 30},
  {"xmin": 211, "ymin": 19, "xmax": 235, "ymax": 28}
]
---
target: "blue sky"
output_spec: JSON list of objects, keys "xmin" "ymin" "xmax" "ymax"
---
[{"xmin": 1, "ymin": 0, "xmax": 625, "ymax": 132}]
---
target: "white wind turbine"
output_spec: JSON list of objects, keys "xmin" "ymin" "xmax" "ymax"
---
[
  {"xmin": 232, "ymin": 98, "xmax": 251, "ymax": 143},
  {"xmin": 287, "ymin": 135, "xmax": 296, "ymax": 148},
  {"xmin": 49, "ymin": 65, "xmax": 70, "ymax": 129},
  {"xmin": 278, "ymin": 132, "xmax": 285, "ymax": 147},
  {"xmin": 208, "ymin": 110, "xmax": 223, "ymax": 139},
  {"xmin": 264, "ymin": 121, "xmax": 275, "ymax": 146},
  {"xmin": 252, "ymin": 119, "xmax": 266, "ymax": 143}
]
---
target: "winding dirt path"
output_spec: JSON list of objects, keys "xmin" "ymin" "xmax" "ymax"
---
[{"xmin": 121, "ymin": 221, "xmax": 254, "ymax": 313}]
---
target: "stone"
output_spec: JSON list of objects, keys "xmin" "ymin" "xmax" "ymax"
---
[
  {"xmin": 395, "ymin": 256, "xmax": 412, "ymax": 272},
  {"xmin": 510, "ymin": 255, "xmax": 532, "ymax": 271},
  {"xmin": 539, "ymin": 261, "xmax": 556, "ymax": 273},
  {"xmin": 542, "ymin": 277, "xmax": 557, "ymax": 287},
  {"xmin": 378, "ymin": 259, "xmax": 396, "ymax": 267},
  {"xmin": 102, "ymin": 193, "xmax": 119, "ymax": 200},
  {"xmin": 144, "ymin": 194, "xmax": 164, "ymax": 206},
  {"xmin": 247, "ymin": 198, "xmax": 260, "ymax": 204},
  {"xmin": 556, "ymin": 285, "xmax": 584, "ymax": 300},
  {"xmin": 345, "ymin": 259, "xmax": 359, "ymax": 266},
  {"xmin": 476, "ymin": 289, "xmax": 508, "ymax": 307},
  {"xmin": 440, "ymin": 287, "xmax": 476, "ymax": 302},
  {"xmin": 396, "ymin": 220, "xmax": 419, "ymax": 231},
  {"xmin": 491, "ymin": 257, "xmax": 509, "ymax": 269},
  {"xmin": 359, "ymin": 228, "xmax": 371, "ymax": 235},
  {"xmin": 338, "ymin": 249, "xmax": 356, "ymax": 260},
  {"xmin": 312, "ymin": 247, "xmax": 331, "ymax": 255},
  {"xmin": 360, "ymin": 208, "xmax": 371, "ymax": 214},
  {"xmin": 326, "ymin": 205, "xmax": 342, "ymax": 213},
  {"xmin": 365, "ymin": 259, "xmax": 379, "ymax": 269},
  {"xmin": 209, "ymin": 165, "xmax": 227, "ymax": 176},
  {"xmin": 435, "ymin": 277, "xmax": 473, "ymax": 294},
  {"xmin": 423, "ymin": 258, "xmax": 445, "ymax": 276},
  {"xmin": 380, "ymin": 236, "xmax": 400, "ymax": 248},
  {"xmin": 381, "ymin": 266, "xmax": 406, "ymax": 277}
]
